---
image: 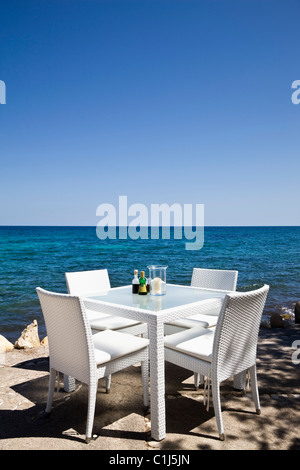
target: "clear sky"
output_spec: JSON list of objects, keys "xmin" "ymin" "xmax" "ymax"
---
[{"xmin": 0, "ymin": 0, "xmax": 299, "ymax": 226}]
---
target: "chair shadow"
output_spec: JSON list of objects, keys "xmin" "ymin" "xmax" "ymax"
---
[
  {"xmin": 11, "ymin": 356, "xmax": 50, "ymax": 373},
  {"xmin": 163, "ymin": 362, "xmax": 257, "ymax": 442},
  {"xmin": 0, "ymin": 360, "xmax": 149, "ymax": 444},
  {"xmin": 4, "ymin": 325, "xmax": 299, "ymax": 448}
]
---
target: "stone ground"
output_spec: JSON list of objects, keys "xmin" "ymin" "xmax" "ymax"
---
[{"xmin": 0, "ymin": 324, "xmax": 299, "ymax": 452}]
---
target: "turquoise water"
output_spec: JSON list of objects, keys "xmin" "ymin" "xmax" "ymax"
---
[{"xmin": 0, "ymin": 226, "xmax": 299, "ymax": 342}]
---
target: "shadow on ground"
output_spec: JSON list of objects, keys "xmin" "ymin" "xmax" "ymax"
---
[{"xmin": 0, "ymin": 325, "xmax": 299, "ymax": 450}]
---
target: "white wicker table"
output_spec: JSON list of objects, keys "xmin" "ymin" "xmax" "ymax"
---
[{"xmin": 83, "ymin": 283, "xmax": 227, "ymax": 441}]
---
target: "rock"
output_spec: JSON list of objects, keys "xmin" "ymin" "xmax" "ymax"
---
[
  {"xmin": 14, "ymin": 320, "xmax": 41, "ymax": 349},
  {"xmin": 295, "ymin": 302, "xmax": 300, "ymax": 324},
  {"xmin": 270, "ymin": 313, "xmax": 285, "ymax": 328},
  {"xmin": 0, "ymin": 335, "xmax": 14, "ymax": 353},
  {"xmin": 41, "ymin": 336, "xmax": 48, "ymax": 346}
]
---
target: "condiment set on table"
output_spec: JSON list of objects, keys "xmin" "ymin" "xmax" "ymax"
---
[{"xmin": 132, "ymin": 265, "xmax": 167, "ymax": 296}]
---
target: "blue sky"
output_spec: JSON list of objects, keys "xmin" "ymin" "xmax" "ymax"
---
[{"xmin": 0, "ymin": 0, "xmax": 299, "ymax": 226}]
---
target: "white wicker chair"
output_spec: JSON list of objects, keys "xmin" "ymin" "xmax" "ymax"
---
[
  {"xmin": 65, "ymin": 269, "xmax": 148, "ymax": 392},
  {"xmin": 65, "ymin": 269, "xmax": 148, "ymax": 336},
  {"xmin": 36, "ymin": 287, "xmax": 149, "ymax": 443},
  {"xmin": 164, "ymin": 284, "xmax": 269, "ymax": 440},
  {"xmin": 191, "ymin": 267, "xmax": 238, "ymax": 291},
  {"xmin": 164, "ymin": 268, "xmax": 238, "ymax": 335}
]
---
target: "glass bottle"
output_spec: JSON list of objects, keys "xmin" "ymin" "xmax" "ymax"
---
[
  {"xmin": 132, "ymin": 270, "xmax": 139, "ymax": 294},
  {"xmin": 138, "ymin": 271, "xmax": 147, "ymax": 295}
]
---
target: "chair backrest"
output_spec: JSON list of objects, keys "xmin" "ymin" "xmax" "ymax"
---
[
  {"xmin": 191, "ymin": 268, "xmax": 238, "ymax": 291},
  {"xmin": 212, "ymin": 284, "xmax": 269, "ymax": 382},
  {"xmin": 36, "ymin": 287, "xmax": 95, "ymax": 385},
  {"xmin": 65, "ymin": 269, "xmax": 111, "ymax": 295}
]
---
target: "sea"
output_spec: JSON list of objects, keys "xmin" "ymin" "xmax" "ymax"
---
[{"xmin": 0, "ymin": 225, "xmax": 299, "ymax": 343}]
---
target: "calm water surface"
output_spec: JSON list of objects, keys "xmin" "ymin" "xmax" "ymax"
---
[{"xmin": 0, "ymin": 226, "xmax": 299, "ymax": 342}]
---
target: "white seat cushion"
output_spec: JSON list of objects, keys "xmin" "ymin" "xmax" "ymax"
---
[
  {"xmin": 89, "ymin": 316, "xmax": 141, "ymax": 330},
  {"xmin": 86, "ymin": 309, "xmax": 141, "ymax": 330},
  {"xmin": 185, "ymin": 304, "xmax": 221, "ymax": 317},
  {"xmin": 193, "ymin": 305, "xmax": 221, "ymax": 316},
  {"xmin": 93, "ymin": 330, "xmax": 149, "ymax": 365},
  {"xmin": 164, "ymin": 327, "xmax": 216, "ymax": 362},
  {"xmin": 167, "ymin": 314, "xmax": 218, "ymax": 329},
  {"xmin": 86, "ymin": 309, "xmax": 112, "ymax": 321}
]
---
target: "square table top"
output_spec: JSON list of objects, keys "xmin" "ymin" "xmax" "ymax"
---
[{"xmin": 85, "ymin": 283, "xmax": 227, "ymax": 313}]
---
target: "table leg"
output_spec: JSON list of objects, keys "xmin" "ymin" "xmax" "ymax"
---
[
  {"xmin": 148, "ymin": 319, "xmax": 166, "ymax": 441},
  {"xmin": 64, "ymin": 374, "xmax": 76, "ymax": 392},
  {"xmin": 233, "ymin": 371, "xmax": 245, "ymax": 390}
]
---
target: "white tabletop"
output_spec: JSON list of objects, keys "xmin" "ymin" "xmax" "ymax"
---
[{"xmin": 86, "ymin": 283, "xmax": 227, "ymax": 313}]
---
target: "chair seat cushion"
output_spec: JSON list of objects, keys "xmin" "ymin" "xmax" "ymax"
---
[
  {"xmin": 86, "ymin": 309, "xmax": 111, "ymax": 321},
  {"xmin": 93, "ymin": 330, "xmax": 149, "ymax": 365},
  {"xmin": 188, "ymin": 304, "xmax": 221, "ymax": 316},
  {"xmin": 86, "ymin": 309, "xmax": 141, "ymax": 330},
  {"xmin": 164, "ymin": 327, "xmax": 216, "ymax": 362},
  {"xmin": 166, "ymin": 314, "xmax": 218, "ymax": 329}
]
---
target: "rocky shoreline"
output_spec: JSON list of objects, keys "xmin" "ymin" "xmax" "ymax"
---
[
  {"xmin": 1, "ymin": 300, "xmax": 299, "ymax": 356},
  {"xmin": 0, "ymin": 320, "xmax": 48, "ymax": 355}
]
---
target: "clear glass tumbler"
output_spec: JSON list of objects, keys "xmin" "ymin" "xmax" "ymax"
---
[{"xmin": 147, "ymin": 265, "xmax": 168, "ymax": 296}]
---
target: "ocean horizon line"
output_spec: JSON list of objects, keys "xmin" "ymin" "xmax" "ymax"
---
[
  {"xmin": 1, "ymin": 225, "xmax": 300, "ymax": 228},
  {"xmin": 1, "ymin": 224, "xmax": 299, "ymax": 342}
]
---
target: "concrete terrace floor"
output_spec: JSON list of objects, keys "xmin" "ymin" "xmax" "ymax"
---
[{"xmin": 0, "ymin": 324, "xmax": 299, "ymax": 452}]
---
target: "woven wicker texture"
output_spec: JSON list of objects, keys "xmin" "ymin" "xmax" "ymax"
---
[
  {"xmin": 165, "ymin": 268, "xmax": 238, "ymax": 333},
  {"xmin": 65, "ymin": 269, "xmax": 148, "ymax": 337},
  {"xmin": 165, "ymin": 284, "xmax": 269, "ymax": 439},
  {"xmin": 65, "ymin": 269, "xmax": 111, "ymax": 295},
  {"xmin": 191, "ymin": 268, "xmax": 238, "ymax": 291},
  {"xmin": 36, "ymin": 287, "xmax": 149, "ymax": 442}
]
